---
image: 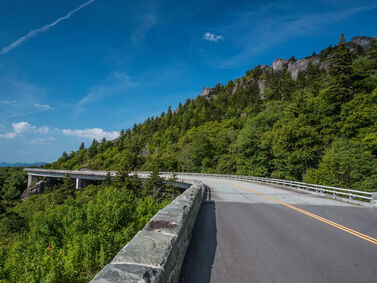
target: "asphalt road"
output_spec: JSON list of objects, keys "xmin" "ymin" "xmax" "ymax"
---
[{"xmin": 179, "ymin": 177, "xmax": 377, "ymax": 283}]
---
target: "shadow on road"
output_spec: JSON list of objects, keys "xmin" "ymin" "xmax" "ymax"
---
[{"xmin": 180, "ymin": 186, "xmax": 217, "ymax": 283}]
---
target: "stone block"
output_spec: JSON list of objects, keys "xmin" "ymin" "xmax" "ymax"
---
[
  {"xmin": 112, "ymin": 230, "xmax": 177, "ymax": 269},
  {"xmin": 91, "ymin": 263, "xmax": 162, "ymax": 283}
]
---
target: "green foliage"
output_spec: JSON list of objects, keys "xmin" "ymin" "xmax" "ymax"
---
[
  {"xmin": 0, "ymin": 167, "xmax": 27, "ymax": 202},
  {"xmin": 0, "ymin": 179, "xmax": 170, "ymax": 282},
  {"xmin": 303, "ymin": 139, "xmax": 377, "ymax": 191}
]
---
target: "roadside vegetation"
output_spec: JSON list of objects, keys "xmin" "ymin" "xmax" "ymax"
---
[{"xmin": 0, "ymin": 169, "xmax": 175, "ymax": 282}]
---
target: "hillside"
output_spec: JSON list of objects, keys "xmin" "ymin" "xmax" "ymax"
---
[{"xmin": 47, "ymin": 34, "xmax": 377, "ymax": 192}]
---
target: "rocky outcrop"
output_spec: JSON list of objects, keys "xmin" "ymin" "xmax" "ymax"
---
[
  {"xmin": 21, "ymin": 178, "xmax": 58, "ymax": 201},
  {"xmin": 200, "ymin": 87, "xmax": 215, "ymax": 99},
  {"xmin": 21, "ymin": 180, "xmax": 45, "ymax": 201},
  {"xmin": 272, "ymin": 59, "xmax": 289, "ymax": 72},
  {"xmin": 351, "ymin": 36, "xmax": 376, "ymax": 49},
  {"xmin": 258, "ymin": 79, "xmax": 266, "ymax": 94},
  {"xmin": 271, "ymin": 36, "xmax": 375, "ymax": 80}
]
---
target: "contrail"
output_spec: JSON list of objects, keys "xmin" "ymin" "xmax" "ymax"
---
[{"xmin": 0, "ymin": 0, "xmax": 95, "ymax": 55}]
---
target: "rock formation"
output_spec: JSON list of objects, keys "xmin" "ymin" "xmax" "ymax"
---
[
  {"xmin": 272, "ymin": 59, "xmax": 289, "ymax": 72},
  {"xmin": 200, "ymin": 87, "xmax": 215, "ymax": 99}
]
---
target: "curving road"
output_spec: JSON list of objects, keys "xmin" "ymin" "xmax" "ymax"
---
[{"xmin": 178, "ymin": 176, "xmax": 377, "ymax": 283}]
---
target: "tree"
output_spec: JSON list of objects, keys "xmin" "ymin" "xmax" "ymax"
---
[
  {"xmin": 79, "ymin": 142, "xmax": 85, "ymax": 150},
  {"xmin": 2, "ymin": 170, "xmax": 27, "ymax": 202},
  {"xmin": 105, "ymin": 172, "xmax": 112, "ymax": 186},
  {"xmin": 88, "ymin": 139, "xmax": 99, "ymax": 158},
  {"xmin": 166, "ymin": 173, "xmax": 177, "ymax": 199},
  {"xmin": 303, "ymin": 139, "xmax": 377, "ymax": 191},
  {"xmin": 146, "ymin": 169, "xmax": 165, "ymax": 201},
  {"xmin": 323, "ymin": 33, "xmax": 353, "ymax": 114},
  {"xmin": 62, "ymin": 174, "xmax": 74, "ymax": 191}
]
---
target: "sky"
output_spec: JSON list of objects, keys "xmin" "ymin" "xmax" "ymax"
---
[{"xmin": 0, "ymin": 0, "xmax": 376, "ymax": 163}]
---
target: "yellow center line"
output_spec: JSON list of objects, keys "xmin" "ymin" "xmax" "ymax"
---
[{"xmin": 213, "ymin": 179, "xmax": 377, "ymax": 245}]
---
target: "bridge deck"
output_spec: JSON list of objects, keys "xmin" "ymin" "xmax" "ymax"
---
[{"xmin": 179, "ymin": 176, "xmax": 377, "ymax": 283}]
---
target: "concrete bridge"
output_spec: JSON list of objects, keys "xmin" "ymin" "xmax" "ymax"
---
[
  {"xmin": 24, "ymin": 168, "xmax": 118, "ymax": 189},
  {"xmin": 23, "ymin": 169, "xmax": 377, "ymax": 282}
]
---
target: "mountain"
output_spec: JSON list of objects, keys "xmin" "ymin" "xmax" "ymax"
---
[
  {"xmin": 46, "ymin": 34, "xmax": 377, "ymax": 192},
  {"xmin": 0, "ymin": 161, "xmax": 45, "ymax": 168}
]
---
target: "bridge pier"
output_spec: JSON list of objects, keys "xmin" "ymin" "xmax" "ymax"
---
[
  {"xmin": 27, "ymin": 175, "xmax": 38, "ymax": 188},
  {"xmin": 75, "ymin": 178, "xmax": 82, "ymax": 189}
]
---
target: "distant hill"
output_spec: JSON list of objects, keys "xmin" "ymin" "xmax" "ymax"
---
[{"xmin": 0, "ymin": 162, "xmax": 45, "ymax": 168}]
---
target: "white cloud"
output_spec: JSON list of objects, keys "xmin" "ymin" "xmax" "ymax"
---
[
  {"xmin": 203, "ymin": 32, "xmax": 224, "ymax": 42},
  {"xmin": 13, "ymin": 121, "xmax": 34, "ymax": 134},
  {"xmin": 0, "ymin": 0, "xmax": 96, "ymax": 54},
  {"xmin": 37, "ymin": 126, "xmax": 50, "ymax": 134},
  {"xmin": 62, "ymin": 128, "xmax": 119, "ymax": 140},
  {"xmin": 0, "ymin": 121, "xmax": 49, "ymax": 139},
  {"xmin": 34, "ymin": 103, "xmax": 53, "ymax": 110}
]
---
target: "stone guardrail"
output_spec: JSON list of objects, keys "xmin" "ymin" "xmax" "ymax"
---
[{"xmin": 91, "ymin": 179, "xmax": 205, "ymax": 282}]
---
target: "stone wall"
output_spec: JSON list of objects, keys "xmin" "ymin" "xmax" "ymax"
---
[{"xmin": 91, "ymin": 183, "xmax": 204, "ymax": 283}]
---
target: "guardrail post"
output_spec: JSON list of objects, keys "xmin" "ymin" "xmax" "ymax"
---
[{"xmin": 371, "ymin": 193, "xmax": 377, "ymax": 207}]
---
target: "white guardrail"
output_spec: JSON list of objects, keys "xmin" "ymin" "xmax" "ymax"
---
[{"xmin": 135, "ymin": 171, "xmax": 376, "ymax": 206}]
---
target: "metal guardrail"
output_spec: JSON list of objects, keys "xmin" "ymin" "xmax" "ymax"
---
[
  {"xmin": 135, "ymin": 171, "xmax": 376, "ymax": 204},
  {"xmin": 24, "ymin": 168, "xmax": 376, "ymax": 205}
]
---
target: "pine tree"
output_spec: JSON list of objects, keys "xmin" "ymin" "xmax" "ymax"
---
[
  {"xmin": 166, "ymin": 173, "xmax": 178, "ymax": 199},
  {"xmin": 146, "ymin": 169, "xmax": 165, "ymax": 201},
  {"xmin": 327, "ymin": 33, "xmax": 353, "ymax": 111}
]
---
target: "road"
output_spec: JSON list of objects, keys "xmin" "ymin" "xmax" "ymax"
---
[{"xmin": 179, "ymin": 176, "xmax": 377, "ymax": 283}]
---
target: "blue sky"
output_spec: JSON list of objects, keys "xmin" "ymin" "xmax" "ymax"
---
[{"xmin": 0, "ymin": 0, "xmax": 376, "ymax": 163}]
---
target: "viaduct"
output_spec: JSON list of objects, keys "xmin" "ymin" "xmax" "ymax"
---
[{"xmin": 24, "ymin": 168, "xmax": 377, "ymax": 283}]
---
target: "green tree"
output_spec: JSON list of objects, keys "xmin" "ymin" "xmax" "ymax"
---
[{"xmin": 303, "ymin": 139, "xmax": 377, "ymax": 191}]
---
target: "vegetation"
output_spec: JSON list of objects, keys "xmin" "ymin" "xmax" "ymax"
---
[
  {"xmin": 0, "ymin": 169, "xmax": 174, "ymax": 282},
  {"xmin": 47, "ymin": 35, "xmax": 377, "ymax": 192},
  {"xmin": 0, "ymin": 167, "xmax": 27, "ymax": 203}
]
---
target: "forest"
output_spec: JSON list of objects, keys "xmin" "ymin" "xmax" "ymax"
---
[{"xmin": 1, "ymin": 34, "xmax": 377, "ymax": 282}]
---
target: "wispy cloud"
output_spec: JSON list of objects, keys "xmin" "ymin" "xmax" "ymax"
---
[
  {"xmin": 0, "ymin": 0, "xmax": 95, "ymax": 54},
  {"xmin": 62, "ymin": 128, "xmax": 119, "ymax": 140},
  {"xmin": 203, "ymin": 32, "xmax": 224, "ymax": 42},
  {"xmin": 0, "ymin": 79, "xmax": 55, "ymax": 120},
  {"xmin": 0, "ymin": 121, "xmax": 49, "ymax": 139},
  {"xmin": 217, "ymin": 3, "xmax": 377, "ymax": 67},
  {"xmin": 0, "ymin": 100, "xmax": 16, "ymax": 105},
  {"xmin": 75, "ymin": 72, "xmax": 138, "ymax": 114},
  {"xmin": 131, "ymin": 14, "xmax": 158, "ymax": 44},
  {"xmin": 34, "ymin": 103, "xmax": 53, "ymax": 110},
  {"xmin": 29, "ymin": 137, "xmax": 55, "ymax": 145}
]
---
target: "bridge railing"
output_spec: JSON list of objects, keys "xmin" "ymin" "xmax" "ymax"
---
[
  {"xmin": 24, "ymin": 168, "xmax": 375, "ymax": 204},
  {"xmin": 134, "ymin": 171, "xmax": 376, "ymax": 205}
]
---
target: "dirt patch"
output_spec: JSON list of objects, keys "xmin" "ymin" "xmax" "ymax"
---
[{"xmin": 147, "ymin": 220, "xmax": 177, "ymax": 230}]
